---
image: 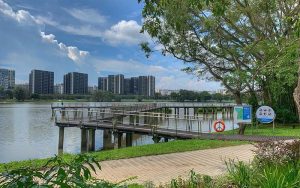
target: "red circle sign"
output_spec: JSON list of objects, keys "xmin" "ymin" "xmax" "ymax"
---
[{"xmin": 213, "ymin": 120, "xmax": 226, "ymax": 132}]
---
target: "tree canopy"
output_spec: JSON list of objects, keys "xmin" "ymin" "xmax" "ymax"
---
[{"xmin": 139, "ymin": 0, "xmax": 300, "ymax": 123}]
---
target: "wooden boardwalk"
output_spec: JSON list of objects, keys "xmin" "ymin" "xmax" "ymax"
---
[
  {"xmin": 53, "ymin": 102, "xmax": 296, "ymax": 153},
  {"xmin": 56, "ymin": 120, "xmax": 297, "ymax": 142},
  {"xmin": 94, "ymin": 144, "xmax": 255, "ymax": 185}
]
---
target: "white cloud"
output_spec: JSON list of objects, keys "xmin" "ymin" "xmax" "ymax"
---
[
  {"xmin": 38, "ymin": 15, "xmax": 148, "ymax": 46},
  {"xmin": 41, "ymin": 32, "xmax": 89, "ymax": 64},
  {"xmin": 65, "ymin": 8, "xmax": 107, "ymax": 24},
  {"xmin": 103, "ymin": 20, "xmax": 149, "ymax": 46},
  {"xmin": 37, "ymin": 16, "xmax": 103, "ymax": 37},
  {"xmin": 0, "ymin": 0, "xmax": 39, "ymax": 24},
  {"xmin": 0, "ymin": 0, "xmax": 89, "ymax": 64}
]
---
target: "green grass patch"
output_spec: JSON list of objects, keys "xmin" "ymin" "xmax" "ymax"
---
[
  {"xmin": 222, "ymin": 123, "xmax": 300, "ymax": 137},
  {"xmin": 0, "ymin": 139, "xmax": 246, "ymax": 172}
]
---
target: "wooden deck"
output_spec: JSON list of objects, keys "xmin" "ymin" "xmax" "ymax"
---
[{"xmin": 55, "ymin": 120, "xmax": 296, "ymax": 142}]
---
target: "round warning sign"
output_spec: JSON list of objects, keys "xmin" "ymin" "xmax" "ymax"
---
[{"xmin": 256, "ymin": 106, "xmax": 275, "ymax": 123}]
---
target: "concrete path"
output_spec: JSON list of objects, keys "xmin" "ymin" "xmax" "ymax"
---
[{"xmin": 94, "ymin": 144, "xmax": 255, "ymax": 185}]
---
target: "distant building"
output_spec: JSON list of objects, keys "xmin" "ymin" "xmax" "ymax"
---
[
  {"xmin": 124, "ymin": 78, "xmax": 131, "ymax": 95},
  {"xmin": 216, "ymin": 89, "xmax": 227, "ymax": 95},
  {"xmin": 98, "ymin": 74, "xmax": 155, "ymax": 96},
  {"xmin": 29, "ymin": 69, "xmax": 54, "ymax": 94},
  {"xmin": 138, "ymin": 75, "xmax": 155, "ymax": 97},
  {"xmin": 0, "ymin": 68, "xmax": 15, "ymax": 90},
  {"xmin": 158, "ymin": 89, "xmax": 179, "ymax": 96},
  {"xmin": 54, "ymin": 84, "xmax": 64, "ymax": 94},
  {"xmin": 98, "ymin": 77, "xmax": 108, "ymax": 91},
  {"xmin": 130, "ymin": 77, "xmax": 139, "ymax": 95},
  {"xmin": 64, "ymin": 72, "xmax": 88, "ymax": 95},
  {"xmin": 88, "ymin": 85, "xmax": 98, "ymax": 94},
  {"xmin": 107, "ymin": 74, "xmax": 124, "ymax": 94}
]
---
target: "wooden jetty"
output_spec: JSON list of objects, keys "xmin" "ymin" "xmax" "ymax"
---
[{"xmin": 52, "ymin": 102, "xmax": 296, "ymax": 154}]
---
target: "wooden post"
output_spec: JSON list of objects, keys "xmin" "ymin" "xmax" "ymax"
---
[
  {"xmin": 81, "ymin": 128, "xmax": 88, "ymax": 153},
  {"xmin": 103, "ymin": 129, "xmax": 113, "ymax": 150},
  {"xmin": 114, "ymin": 132, "xmax": 122, "ymax": 149},
  {"xmin": 88, "ymin": 129, "xmax": 96, "ymax": 152},
  {"xmin": 58, "ymin": 126, "xmax": 64, "ymax": 155},
  {"xmin": 126, "ymin": 133, "xmax": 133, "ymax": 147}
]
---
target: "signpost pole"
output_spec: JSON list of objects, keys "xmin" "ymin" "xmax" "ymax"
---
[{"xmin": 273, "ymin": 121, "xmax": 275, "ymax": 132}]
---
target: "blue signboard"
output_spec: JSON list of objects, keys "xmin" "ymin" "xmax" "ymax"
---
[{"xmin": 234, "ymin": 105, "xmax": 252, "ymax": 124}]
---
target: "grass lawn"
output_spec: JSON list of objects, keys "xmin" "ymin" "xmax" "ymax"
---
[
  {"xmin": 222, "ymin": 123, "xmax": 300, "ymax": 137},
  {"xmin": 0, "ymin": 139, "xmax": 246, "ymax": 172}
]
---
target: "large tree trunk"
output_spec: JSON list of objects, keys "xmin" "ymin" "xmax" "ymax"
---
[{"xmin": 293, "ymin": 65, "xmax": 300, "ymax": 122}]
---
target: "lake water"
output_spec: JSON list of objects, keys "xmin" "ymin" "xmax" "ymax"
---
[{"xmin": 0, "ymin": 102, "xmax": 236, "ymax": 163}]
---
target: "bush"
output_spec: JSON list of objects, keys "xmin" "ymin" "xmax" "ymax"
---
[
  {"xmin": 0, "ymin": 154, "xmax": 102, "ymax": 187},
  {"xmin": 253, "ymin": 140, "xmax": 300, "ymax": 165}
]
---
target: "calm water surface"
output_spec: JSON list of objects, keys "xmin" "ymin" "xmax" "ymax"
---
[{"xmin": 0, "ymin": 102, "xmax": 236, "ymax": 163}]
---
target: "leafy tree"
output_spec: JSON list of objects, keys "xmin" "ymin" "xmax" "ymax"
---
[
  {"xmin": 13, "ymin": 87, "xmax": 26, "ymax": 101},
  {"xmin": 197, "ymin": 91, "xmax": 212, "ymax": 102},
  {"xmin": 5, "ymin": 90, "xmax": 14, "ymax": 99},
  {"xmin": 30, "ymin": 93, "xmax": 40, "ymax": 100},
  {"xmin": 139, "ymin": 0, "xmax": 300, "ymax": 133},
  {"xmin": 212, "ymin": 93, "xmax": 223, "ymax": 102},
  {"xmin": 92, "ymin": 91, "xmax": 114, "ymax": 102}
]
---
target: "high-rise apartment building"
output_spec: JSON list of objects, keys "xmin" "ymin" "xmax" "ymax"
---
[
  {"xmin": 63, "ymin": 72, "xmax": 88, "ymax": 94},
  {"xmin": 138, "ymin": 76, "xmax": 155, "ymax": 97},
  {"xmin": 124, "ymin": 78, "xmax": 131, "ymax": 95},
  {"xmin": 29, "ymin": 69, "xmax": 54, "ymax": 94},
  {"xmin": 114, "ymin": 74, "xmax": 124, "ymax": 94},
  {"xmin": 0, "ymin": 68, "xmax": 15, "ymax": 90},
  {"xmin": 98, "ymin": 77, "xmax": 108, "ymax": 91},
  {"xmin": 98, "ymin": 74, "xmax": 155, "ymax": 96},
  {"xmin": 130, "ymin": 77, "xmax": 139, "ymax": 95},
  {"xmin": 105, "ymin": 74, "xmax": 124, "ymax": 94}
]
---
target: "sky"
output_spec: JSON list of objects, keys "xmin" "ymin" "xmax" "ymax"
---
[{"xmin": 0, "ymin": 0, "xmax": 222, "ymax": 91}]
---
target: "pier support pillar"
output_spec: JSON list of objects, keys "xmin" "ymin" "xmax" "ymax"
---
[
  {"xmin": 81, "ymin": 128, "xmax": 88, "ymax": 153},
  {"xmin": 126, "ymin": 133, "xmax": 133, "ymax": 147},
  {"xmin": 61, "ymin": 108, "xmax": 65, "ymax": 120},
  {"xmin": 88, "ymin": 129, "xmax": 96, "ymax": 152},
  {"xmin": 114, "ymin": 132, "xmax": 123, "ymax": 149},
  {"xmin": 58, "ymin": 126, "xmax": 64, "ymax": 155},
  {"xmin": 103, "ymin": 130, "xmax": 113, "ymax": 149}
]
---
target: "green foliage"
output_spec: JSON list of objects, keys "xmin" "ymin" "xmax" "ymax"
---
[
  {"xmin": 170, "ymin": 90, "xmax": 232, "ymax": 102},
  {"xmin": 92, "ymin": 90, "xmax": 115, "ymax": 102},
  {"xmin": 0, "ymin": 154, "xmax": 102, "ymax": 187},
  {"xmin": 225, "ymin": 159, "xmax": 253, "ymax": 188},
  {"xmin": 139, "ymin": 0, "xmax": 300, "ymax": 125},
  {"xmin": 13, "ymin": 87, "xmax": 26, "ymax": 101},
  {"xmin": 30, "ymin": 93, "xmax": 40, "ymax": 100}
]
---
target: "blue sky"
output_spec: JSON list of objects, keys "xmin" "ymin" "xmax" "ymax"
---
[{"xmin": 0, "ymin": 0, "xmax": 221, "ymax": 91}]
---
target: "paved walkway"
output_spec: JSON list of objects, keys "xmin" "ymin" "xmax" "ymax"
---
[{"xmin": 94, "ymin": 144, "xmax": 255, "ymax": 185}]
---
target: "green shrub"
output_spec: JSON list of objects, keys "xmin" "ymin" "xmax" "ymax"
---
[
  {"xmin": 225, "ymin": 160, "xmax": 253, "ymax": 188},
  {"xmin": 0, "ymin": 154, "xmax": 101, "ymax": 187}
]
